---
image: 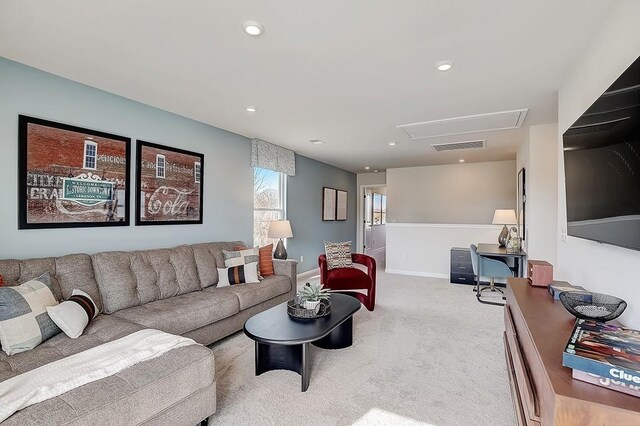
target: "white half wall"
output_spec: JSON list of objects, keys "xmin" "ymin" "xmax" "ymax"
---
[
  {"xmin": 386, "ymin": 223, "xmax": 503, "ymax": 278},
  {"xmin": 557, "ymin": 1, "xmax": 640, "ymax": 328}
]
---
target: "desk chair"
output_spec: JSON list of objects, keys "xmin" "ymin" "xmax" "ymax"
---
[{"xmin": 469, "ymin": 244, "xmax": 513, "ymax": 306}]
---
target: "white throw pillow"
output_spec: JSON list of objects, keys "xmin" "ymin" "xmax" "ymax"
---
[
  {"xmin": 47, "ymin": 289, "xmax": 98, "ymax": 339},
  {"xmin": 217, "ymin": 261, "xmax": 260, "ymax": 287}
]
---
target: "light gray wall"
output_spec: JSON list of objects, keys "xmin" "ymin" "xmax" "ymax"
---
[
  {"xmin": 0, "ymin": 58, "xmax": 254, "ymax": 258},
  {"xmin": 287, "ymin": 155, "xmax": 357, "ymax": 273},
  {"xmin": 387, "ymin": 160, "xmax": 516, "ymax": 224}
]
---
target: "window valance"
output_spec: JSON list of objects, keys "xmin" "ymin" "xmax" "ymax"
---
[{"xmin": 250, "ymin": 138, "xmax": 296, "ymax": 176}]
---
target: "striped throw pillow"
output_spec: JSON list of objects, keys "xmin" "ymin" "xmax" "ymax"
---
[
  {"xmin": 235, "ymin": 244, "xmax": 275, "ymax": 277},
  {"xmin": 0, "ymin": 272, "xmax": 61, "ymax": 355},
  {"xmin": 217, "ymin": 262, "xmax": 260, "ymax": 287},
  {"xmin": 324, "ymin": 241, "xmax": 353, "ymax": 270},
  {"xmin": 47, "ymin": 289, "xmax": 98, "ymax": 339}
]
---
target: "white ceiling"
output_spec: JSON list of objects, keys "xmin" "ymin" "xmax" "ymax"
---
[{"xmin": 0, "ymin": 0, "xmax": 615, "ymax": 173}]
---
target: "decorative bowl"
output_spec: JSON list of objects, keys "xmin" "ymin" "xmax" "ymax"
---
[
  {"xmin": 287, "ymin": 298, "xmax": 331, "ymax": 319},
  {"xmin": 559, "ymin": 291, "xmax": 627, "ymax": 322}
]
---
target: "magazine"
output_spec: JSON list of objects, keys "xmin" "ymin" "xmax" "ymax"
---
[
  {"xmin": 572, "ymin": 369, "xmax": 640, "ymax": 398},
  {"xmin": 562, "ymin": 319, "xmax": 640, "ymax": 387}
]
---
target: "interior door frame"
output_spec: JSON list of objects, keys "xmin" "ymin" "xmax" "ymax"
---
[{"xmin": 357, "ymin": 184, "xmax": 386, "ymax": 253}]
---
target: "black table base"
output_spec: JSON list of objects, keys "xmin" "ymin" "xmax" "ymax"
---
[{"xmin": 254, "ymin": 317, "xmax": 353, "ymax": 392}]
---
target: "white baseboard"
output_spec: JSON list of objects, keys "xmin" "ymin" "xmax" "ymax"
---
[
  {"xmin": 368, "ymin": 246, "xmax": 386, "ymax": 254},
  {"xmin": 297, "ymin": 268, "xmax": 320, "ymax": 281},
  {"xmin": 384, "ymin": 268, "xmax": 449, "ymax": 279}
]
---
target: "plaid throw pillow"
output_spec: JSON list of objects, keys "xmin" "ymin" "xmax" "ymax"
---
[
  {"xmin": 234, "ymin": 244, "xmax": 275, "ymax": 277},
  {"xmin": 324, "ymin": 241, "xmax": 353, "ymax": 270},
  {"xmin": 0, "ymin": 272, "xmax": 61, "ymax": 355}
]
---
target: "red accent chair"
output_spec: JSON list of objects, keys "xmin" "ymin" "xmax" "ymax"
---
[{"xmin": 318, "ymin": 253, "xmax": 376, "ymax": 311}]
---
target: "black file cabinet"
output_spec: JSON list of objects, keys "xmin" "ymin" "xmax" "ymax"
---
[{"xmin": 450, "ymin": 247, "xmax": 475, "ymax": 285}]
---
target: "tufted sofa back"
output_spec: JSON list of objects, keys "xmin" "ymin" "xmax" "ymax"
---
[{"xmin": 0, "ymin": 254, "xmax": 103, "ymax": 312}]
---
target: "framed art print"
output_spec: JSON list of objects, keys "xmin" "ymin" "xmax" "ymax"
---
[
  {"xmin": 136, "ymin": 140, "xmax": 204, "ymax": 225},
  {"xmin": 336, "ymin": 189, "xmax": 348, "ymax": 221},
  {"xmin": 322, "ymin": 187, "xmax": 336, "ymax": 221},
  {"xmin": 517, "ymin": 167, "xmax": 526, "ymax": 239},
  {"xmin": 18, "ymin": 115, "xmax": 131, "ymax": 229}
]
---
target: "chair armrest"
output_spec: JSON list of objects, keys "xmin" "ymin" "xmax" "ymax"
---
[
  {"xmin": 352, "ymin": 253, "xmax": 376, "ymax": 280},
  {"xmin": 272, "ymin": 259, "xmax": 298, "ymax": 299},
  {"xmin": 318, "ymin": 254, "xmax": 329, "ymax": 284}
]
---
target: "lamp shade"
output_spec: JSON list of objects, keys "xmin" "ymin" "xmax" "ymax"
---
[
  {"xmin": 492, "ymin": 209, "xmax": 517, "ymax": 225},
  {"xmin": 268, "ymin": 220, "xmax": 293, "ymax": 239}
]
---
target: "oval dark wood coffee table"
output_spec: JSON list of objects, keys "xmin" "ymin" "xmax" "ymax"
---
[{"xmin": 243, "ymin": 293, "xmax": 361, "ymax": 392}]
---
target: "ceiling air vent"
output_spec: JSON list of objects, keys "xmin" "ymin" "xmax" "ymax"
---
[
  {"xmin": 431, "ymin": 139, "xmax": 485, "ymax": 152},
  {"xmin": 398, "ymin": 109, "xmax": 528, "ymax": 140}
]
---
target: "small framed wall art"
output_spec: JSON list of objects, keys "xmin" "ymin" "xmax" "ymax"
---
[
  {"xmin": 18, "ymin": 115, "xmax": 131, "ymax": 229},
  {"xmin": 336, "ymin": 189, "xmax": 348, "ymax": 221},
  {"xmin": 322, "ymin": 187, "xmax": 337, "ymax": 221},
  {"xmin": 135, "ymin": 140, "xmax": 204, "ymax": 225}
]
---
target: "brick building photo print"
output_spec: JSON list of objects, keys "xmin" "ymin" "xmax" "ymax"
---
[
  {"xmin": 18, "ymin": 115, "xmax": 131, "ymax": 229},
  {"xmin": 135, "ymin": 140, "xmax": 203, "ymax": 225}
]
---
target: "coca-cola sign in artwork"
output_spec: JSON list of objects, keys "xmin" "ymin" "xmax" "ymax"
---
[
  {"xmin": 18, "ymin": 115, "xmax": 131, "ymax": 229},
  {"xmin": 135, "ymin": 140, "xmax": 203, "ymax": 225}
]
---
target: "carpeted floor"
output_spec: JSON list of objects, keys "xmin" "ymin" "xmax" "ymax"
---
[{"xmin": 208, "ymin": 270, "xmax": 515, "ymax": 426}]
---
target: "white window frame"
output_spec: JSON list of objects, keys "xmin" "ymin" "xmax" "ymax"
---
[
  {"xmin": 83, "ymin": 140, "xmax": 97, "ymax": 170},
  {"xmin": 253, "ymin": 168, "xmax": 287, "ymax": 247},
  {"xmin": 194, "ymin": 161, "xmax": 201, "ymax": 183},
  {"xmin": 156, "ymin": 154, "xmax": 166, "ymax": 178}
]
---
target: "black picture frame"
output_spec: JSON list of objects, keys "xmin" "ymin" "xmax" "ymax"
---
[
  {"xmin": 517, "ymin": 167, "xmax": 526, "ymax": 239},
  {"xmin": 135, "ymin": 140, "xmax": 204, "ymax": 226},
  {"xmin": 18, "ymin": 115, "xmax": 131, "ymax": 229}
]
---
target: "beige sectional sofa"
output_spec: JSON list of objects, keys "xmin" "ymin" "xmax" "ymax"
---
[{"xmin": 0, "ymin": 241, "xmax": 297, "ymax": 425}]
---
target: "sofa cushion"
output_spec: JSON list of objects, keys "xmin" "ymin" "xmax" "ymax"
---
[
  {"xmin": 0, "ymin": 315, "xmax": 144, "ymax": 380},
  {"xmin": 1, "ymin": 341, "xmax": 215, "ymax": 426},
  {"xmin": 92, "ymin": 245, "xmax": 201, "ymax": 314},
  {"xmin": 205, "ymin": 275, "xmax": 291, "ymax": 310},
  {"xmin": 191, "ymin": 241, "xmax": 246, "ymax": 288},
  {"xmin": 113, "ymin": 290, "xmax": 240, "ymax": 335}
]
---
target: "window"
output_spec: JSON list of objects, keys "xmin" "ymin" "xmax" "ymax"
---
[
  {"xmin": 83, "ymin": 140, "xmax": 97, "ymax": 169},
  {"xmin": 156, "ymin": 154, "xmax": 165, "ymax": 178},
  {"xmin": 253, "ymin": 167, "xmax": 286, "ymax": 247},
  {"xmin": 371, "ymin": 192, "xmax": 387, "ymax": 225},
  {"xmin": 194, "ymin": 161, "xmax": 201, "ymax": 183}
]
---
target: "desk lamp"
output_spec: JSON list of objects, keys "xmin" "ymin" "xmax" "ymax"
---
[{"xmin": 492, "ymin": 209, "xmax": 517, "ymax": 247}]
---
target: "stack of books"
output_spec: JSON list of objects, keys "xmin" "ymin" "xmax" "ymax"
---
[{"xmin": 563, "ymin": 319, "xmax": 640, "ymax": 397}]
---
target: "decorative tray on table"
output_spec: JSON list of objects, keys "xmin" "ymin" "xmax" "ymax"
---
[{"xmin": 287, "ymin": 298, "xmax": 331, "ymax": 319}]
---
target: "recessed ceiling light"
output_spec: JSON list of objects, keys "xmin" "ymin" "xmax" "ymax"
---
[
  {"xmin": 388, "ymin": 142, "xmax": 397, "ymax": 146},
  {"xmin": 242, "ymin": 21, "xmax": 264, "ymax": 36},
  {"xmin": 310, "ymin": 139, "xmax": 325, "ymax": 145},
  {"xmin": 436, "ymin": 61, "xmax": 454, "ymax": 71},
  {"xmin": 364, "ymin": 166, "xmax": 371, "ymax": 170},
  {"xmin": 459, "ymin": 159, "xmax": 465, "ymax": 163},
  {"xmin": 245, "ymin": 106, "xmax": 257, "ymax": 112}
]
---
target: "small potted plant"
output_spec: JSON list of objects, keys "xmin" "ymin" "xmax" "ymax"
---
[{"xmin": 300, "ymin": 282, "xmax": 331, "ymax": 312}]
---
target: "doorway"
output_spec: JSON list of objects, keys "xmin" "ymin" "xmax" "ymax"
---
[{"xmin": 362, "ymin": 186, "xmax": 386, "ymax": 267}]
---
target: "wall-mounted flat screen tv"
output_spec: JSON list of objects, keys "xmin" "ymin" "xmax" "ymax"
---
[{"xmin": 563, "ymin": 56, "xmax": 640, "ymax": 251}]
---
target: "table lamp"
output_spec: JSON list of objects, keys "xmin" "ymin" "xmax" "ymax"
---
[
  {"xmin": 492, "ymin": 209, "xmax": 517, "ymax": 247},
  {"xmin": 268, "ymin": 220, "xmax": 293, "ymax": 260}
]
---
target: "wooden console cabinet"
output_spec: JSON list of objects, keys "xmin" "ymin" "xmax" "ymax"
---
[{"xmin": 504, "ymin": 278, "xmax": 640, "ymax": 425}]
